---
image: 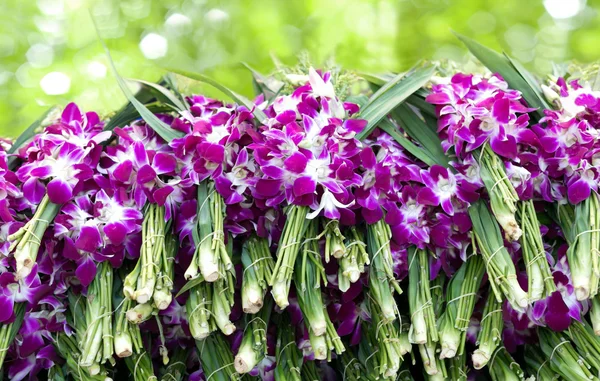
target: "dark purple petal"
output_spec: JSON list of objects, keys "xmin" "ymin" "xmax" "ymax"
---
[
  {"xmin": 76, "ymin": 256, "xmax": 97, "ymax": 287},
  {"xmin": 47, "ymin": 179, "xmax": 72, "ymax": 204},
  {"xmin": 568, "ymin": 179, "xmax": 591, "ymax": 204},
  {"xmin": 153, "ymin": 152, "xmax": 177, "ymax": 174},
  {"xmin": 137, "ymin": 165, "xmax": 157, "ymax": 184},
  {"xmin": 492, "ymin": 97, "xmax": 510, "ymax": 123},
  {"xmin": 75, "ymin": 225, "xmax": 102, "ymax": 253},
  {"xmin": 284, "ymin": 152, "xmax": 308, "ymax": 174},
  {"xmin": 104, "ymin": 222, "xmax": 127, "ymax": 245},
  {"xmin": 545, "ymin": 291, "xmax": 572, "ymax": 331}
]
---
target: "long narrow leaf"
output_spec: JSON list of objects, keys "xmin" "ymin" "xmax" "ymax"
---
[
  {"xmin": 356, "ymin": 64, "xmax": 435, "ymax": 141},
  {"xmin": 378, "ymin": 119, "xmax": 438, "ymax": 166},
  {"xmin": 454, "ymin": 32, "xmax": 548, "ymax": 120},
  {"xmin": 127, "ymin": 78, "xmax": 188, "ymax": 111},
  {"xmin": 168, "ymin": 67, "xmax": 268, "ymax": 124},
  {"xmin": 392, "ymin": 104, "xmax": 449, "ymax": 166},
  {"xmin": 92, "ymin": 17, "xmax": 183, "ymax": 143},
  {"xmin": 8, "ymin": 106, "xmax": 59, "ymax": 170},
  {"xmin": 241, "ymin": 62, "xmax": 283, "ymax": 101},
  {"xmin": 505, "ymin": 53, "xmax": 552, "ymax": 110}
]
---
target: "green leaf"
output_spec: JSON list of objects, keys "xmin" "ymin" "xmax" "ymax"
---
[
  {"xmin": 92, "ymin": 17, "xmax": 183, "ymax": 143},
  {"xmin": 454, "ymin": 32, "xmax": 548, "ymax": 120},
  {"xmin": 392, "ymin": 104, "xmax": 449, "ymax": 166},
  {"xmin": 104, "ymin": 103, "xmax": 174, "ymax": 133},
  {"xmin": 8, "ymin": 106, "xmax": 59, "ymax": 170},
  {"xmin": 168, "ymin": 67, "xmax": 268, "ymax": 124},
  {"xmin": 505, "ymin": 53, "xmax": 552, "ymax": 110},
  {"xmin": 345, "ymin": 94, "xmax": 369, "ymax": 108},
  {"xmin": 176, "ymin": 276, "xmax": 206, "ymax": 298},
  {"xmin": 241, "ymin": 62, "xmax": 283, "ymax": 101},
  {"xmin": 356, "ymin": 64, "xmax": 435, "ymax": 141},
  {"xmin": 127, "ymin": 78, "xmax": 188, "ymax": 111},
  {"xmin": 357, "ymin": 72, "xmax": 396, "ymax": 86},
  {"xmin": 378, "ymin": 119, "xmax": 439, "ymax": 167}
]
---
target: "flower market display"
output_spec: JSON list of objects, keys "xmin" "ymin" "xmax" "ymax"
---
[{"xmin": 6, "ymin": 34, "xmax": 600, "ymax": 381}]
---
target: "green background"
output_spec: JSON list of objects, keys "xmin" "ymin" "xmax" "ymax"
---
[{"xmin": 1, "ymin": 0, "xmax": 599, "ymax": 136}]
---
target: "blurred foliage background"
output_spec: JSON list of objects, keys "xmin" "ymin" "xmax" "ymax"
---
[{"xmin": 1, "ymin": 0, "xmax": 599, "ymax": 136}]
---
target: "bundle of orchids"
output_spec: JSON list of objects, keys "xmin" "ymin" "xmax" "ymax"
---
[{"xmin": 7, "ymin": 34, "xmax": 600, "ymax": 381}]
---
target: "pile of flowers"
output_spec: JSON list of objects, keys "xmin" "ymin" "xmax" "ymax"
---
[{"xmin": 4, "ymin": 37, "xmax": 600, "ymax": 380}]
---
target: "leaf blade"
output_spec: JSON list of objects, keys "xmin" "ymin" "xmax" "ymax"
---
[
  {"xmin": 356, "ymin": 64, "xmax": 435, "ymax": 141},
  {"xmin": 8, "ymin": 106, "xmax": 59, "ymax": 170},
  {"xmin": 92, "ymin": 16, "xmax": 183, "ymax": 143},
  {"xmin": 454, "ymin": 32, "xmax": 547, "ymax": 120},
  {"xmin": 168, "ymin": 67, "xmax": 268, "ymax": 124}
]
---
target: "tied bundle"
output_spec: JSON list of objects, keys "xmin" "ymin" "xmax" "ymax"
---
[{"xmin": 6, "ymin": 34, "xmax": 600, "ymax": 381}]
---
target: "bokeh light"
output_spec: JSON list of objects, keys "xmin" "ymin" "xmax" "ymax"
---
[{"xmin": 1, "ymin": 0, "xmax": 600, "ymax": 136}]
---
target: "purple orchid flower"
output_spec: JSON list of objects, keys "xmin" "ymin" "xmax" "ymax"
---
[
  {"xmin": 529, "ymin": 253, "xmax": 587, "ymax": 331},
  {"xmin": 17, "ymin": 143, "xmax": 94, "ymax": 204},
  {"xmin": 0, "ymin": 265, "xmax": 50, "ymax": 323}
]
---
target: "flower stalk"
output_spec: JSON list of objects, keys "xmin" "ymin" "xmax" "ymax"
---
[
  {"xmin": 477, "ymin": 146, "xmax": 521, "ymax": 242},
  {"xmin": 361, "ymin": 297, "xmax": 403, "ymax": 379},
  {"xmin": 186, "ymin": 281, "xmax": 216, "ymax": 340},
  {"xmin": 124, "ymin": 351, "xmax": 157, "ymax": 381},
  {"xmin": 8, "ymin": 194, "xmax": 61, "ymax": 279},
  {"xmin": 469, "ymin": 200, "xmax": 528, "ymax": 310},
  {"xmin": 196, "ymin": 333, "xmax": 240, "ymax": 381},
  {"xmin": 538, "ymin": 328, "xmax": 594, "ymax": 380},
  {"xmin": 270, "ymin": 205, "xmax": 310, "ymax": 309},
  {"xmin": 567, "ymin": 320, "xmax": 600, "ymax": 373},
  {"xmin": 115, "ymin": 298, "xmax": 144, "ymax": 358},
  {"xmin": 79, "ymin": 261, "xmax": 115, "ymax": 369},
  {"xmin": 472, "ymin": 290, "xmax": 503, "ymax": 370},
  {"xmin": 516, "ymin": 200, "xmax": 556, "ymax": 302},
  {"xmin": 0, "ymin": 303, "xmax": 25, "ymax": 368},
  {"xmin": 408, "ymin": 247, "xmax": 438, "ymax": 346},
  {"xmin": 487, "ymin": 347, "xmax": 524, "ymax": 381},
  {"xmin": 241, "ymin": 235, "xmax": 274, "ymax": 314},
  {"xmin": 274, "ymin": 314, "xmax": 302, "ymax": 381},
  {"xmin": 124, "ymin": 204, "xmax": 174, "ymax": 310},
  {"xmin": 338, "ymin": 227, "xmax": 369, "ymax": 292},
  {"xmin": 367, "ymin": 220, "xmax": 401, "ymax": 323},
  {"xmin": 234, "ymin": 296, "xmax": 273, "ymax": 373},
  {"xmin": 185, "ymin": 181, "xmax": 231, "ymax": 282},
  {"xmin": 294, "ymin": 220, "xmax": 344, "ymax": 360},
  {"xmin": 557, "ymin": 195, "xmax": 600, "ymax": 301},
  {"xmin": 54, "ymin": 333, "xmax": 112, "ymax": 381}
]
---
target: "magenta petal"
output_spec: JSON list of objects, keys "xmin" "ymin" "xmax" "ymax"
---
[
  {"xmin": 255, "ymin": 179, "xmax": 282, "ymax": 197},
  {"xmin": 489, "ymin": 135, "xmax": 517, "ymax": 159},
  {"xmin": 113, "ymin": 161, "xmax": 133, "ymax": 182},
  {"xmin": 153, "ymin": 153, "xmax": 177, "ymax": 174},
  {"xmin": 62, "ymin": 102, "xmax": 82, "ymax": 124},
  {"xmin": 568, "ymin": 179, "xmax": 591, "ymax": 204},
  {"xmin": 293, "ymin": 177, "xmax": 316, "ymax": 197},
  {"xmin": 284, "ymin": 152, "xmax": 308, "ymax": 174},
  {"xmin": 75, "ymin": 226, "xmax": 102, "ymax": 253},
  {"xmin": 104, "ymin": 222, "xmax": 127, "ymax": 245},
  {"xmin": 417, "ymin": 188, "xmax": 439, "ymax": 206},
  {"xmin": 30, "ymin": 166, "xmax": 52, "ymax": 178},
  {"xmin": 46, "ymin": 179, "xmax": 72, "ymax": 204},
  {"xmin": 23, "ymin": 179, "xmax": 45, "ymax": 204},
  {"xmin": 137, "ymin": 165, "xmax": 157, "ymax": 184},
  {"xmin": 0, "ymin": 293, "xmax": 15, "ymax": 323},
  {"xmin": 492, "ymin": 97, "xmax": 510, "ymax": 123},
  {"xmin": 76, "ymin": 256, "xmax": 97, "ymax": 287},
  {"xmin": 154, "ymin": 186, "xmax": 174, "ymax": 206},
  {"xmin": 360, "ymin": 147, "xmax": 376, "ymax": 169}
]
